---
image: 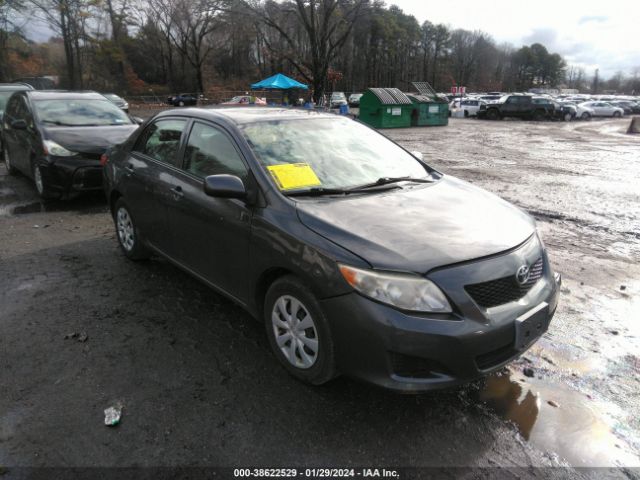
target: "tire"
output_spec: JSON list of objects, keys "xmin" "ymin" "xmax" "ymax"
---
[
  {"xmin": 113, "ymin": 198, "xmax": 151, "ymax": 260},
  {"xmin": 264, "ymin": 275, "xmax": 336, "ymax": 385},
  {"xmin": 178, "ymin": 101, "xmax": 185, "ymax": 107},
  {"xmin": 563, "ymin": 112, "xmax": 572, "ymax": 122},
  {"xmin": 464, "ymin": 110, "xmax": 469, "ymax": 118},
  {"xmin": 3, "ymin": 147, "xmax": 18, "ymax": 175},
  {"xmin": 613, "ymin": 111, "xmax": 621, "ymax": 118},
  {"xmin": 32, "ymin": 162, "xmax": 60, "ymax": 199},
  {"xmin": 486, "ymin": 109, "xmax": 499, "ymax": 120},
  {"xmin": 580, "ymin": 112, "xmax": 590, "ymax": 120},
  {"xmin": 533, "ymin": 110, "xmax": 546, "ymax": 121}
]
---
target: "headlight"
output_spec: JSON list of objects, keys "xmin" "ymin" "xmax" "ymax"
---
[
  {"xmin": 43, "ymin": 140, "xmax": 76, "ymax": 157},
  {"xmin": 123, "ymin": 103, "xmax": 129, "ymax": 109},
  {"xmin": 339, "ymin": 264, "xmax": 452, "ymax": 313}
]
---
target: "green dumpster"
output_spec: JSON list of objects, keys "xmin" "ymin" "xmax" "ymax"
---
[
  {"xmin": 406, "ymin": 94, "xmax": 449, "ymax": 126},
  {"xmin": 358, "ymin": 88, "xmax": 413, "ymax": 129}
]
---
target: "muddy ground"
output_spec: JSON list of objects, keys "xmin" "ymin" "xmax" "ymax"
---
[{"xmin": 0, "ymin": 114, "xmax": 638, "ymax": 478}]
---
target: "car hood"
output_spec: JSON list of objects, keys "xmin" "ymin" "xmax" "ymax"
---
[
  {"xmin": 43, "ymin": 125, "xmax": 138, "ymax": 155},
  {"xmin": 296, "ymin": 176, "xmax": 536, "ymax": 273}
]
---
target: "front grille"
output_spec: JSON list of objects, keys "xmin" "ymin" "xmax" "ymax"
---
[{"xmin": 465, "ymin": 257, "xmax": 544, "ymax": 308}]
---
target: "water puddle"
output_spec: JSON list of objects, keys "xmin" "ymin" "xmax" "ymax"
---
[{"xmin": 478, "ymin": 372, "xmax": 640, "ymax": 467}]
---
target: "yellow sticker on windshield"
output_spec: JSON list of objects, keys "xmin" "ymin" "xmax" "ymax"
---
[{"xmin": 267, "ymin": 163, "xmax": 321, "ymax": 190}]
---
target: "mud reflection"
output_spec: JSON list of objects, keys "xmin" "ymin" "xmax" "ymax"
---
[
  {"xmin": 479, "ymin": 374, "xmax": 539, "ymax": 440},
  {"xmin": 478, "ymin": 372, "xmax": 640, "ymax": 467}
]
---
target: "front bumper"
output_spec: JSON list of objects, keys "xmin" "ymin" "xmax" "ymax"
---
[
  {"xmin": 321, "ymin": 237, "xmax": 561, "ymax": 392},
  {"xmin": 39, "ymin": 156, "xmax": 104, "ymax": 195}
]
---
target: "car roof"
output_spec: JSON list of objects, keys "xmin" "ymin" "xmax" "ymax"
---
[
  {"xmin": 0, "ymin": 83, "xmax": 33, "ymax": 92},
  {"xmin": 24, "ymin": 90, "xmax": 109, "ymax": 101},
  {"xmin": 156, "ymin": 106, "xmax": 338, "ymax": 125}
]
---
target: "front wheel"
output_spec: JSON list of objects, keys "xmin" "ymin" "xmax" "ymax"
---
[
  {"xmin": 264, "ymin": 275, "xmax": 336, "ymax": 385},
  {"xmin": 486, "ymin": 109, "xmax": 500, "ymax": 120},
  {"xmin": 613, "ymin": 111, "xmax": 622, "ymax": 118},
  {"xmin": 563, "ymin": 112, "xmax": 573, "ymax": 122},
  {"xmin": 178, "ymin": 101, "xmax": 185, "ymax": 107},
  {"xmin": 580, "ymin": 112, "xmax": 590, "ymax": 120},
  {"xmin": 114, "ymin": 198, "xmax": 151, "ymax": 260},
  {"xmin": 3, "ymin": 147, "xmax": 18, "ymax": 175},
  {"xmin": 32, "ymin": 163, "xmax": 60, "ymax": 199}
]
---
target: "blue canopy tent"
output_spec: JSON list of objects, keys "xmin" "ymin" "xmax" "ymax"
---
[
  {"xmin": 251, "ymin": 73, "xmax": 308, "ymax": 106},
  {"xmin": 250, "ymin": 73, "xmax": 308, "ymax": 90}
]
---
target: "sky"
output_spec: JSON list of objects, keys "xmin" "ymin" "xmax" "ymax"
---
[
  {"xmin": 389, "ymin": 0, "xmax": 639, "ymax": 78},
  {"xmin": 19, "ymin": 0, "xmax": 640, "ymax": 79}
]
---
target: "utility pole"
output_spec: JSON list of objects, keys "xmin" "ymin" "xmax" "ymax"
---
[{"xmin": 592, "ymin": 68, "xmax": 599, "ymax": 94}]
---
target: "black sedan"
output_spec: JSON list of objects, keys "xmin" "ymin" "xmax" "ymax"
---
[
  {"xmin": 167, "ymin": 93, "xmax": 198, "ymax": 107},
  {"xmin": 0, "ymin": 82, "xmax": 34, "ymax": 154},
  {"xmin": 103, "ymin": 107, "xmax": 561, "ymax": 392},
  {"xmin": 2, "ymin": 91, "xmax": 138, "ymax": 199}
]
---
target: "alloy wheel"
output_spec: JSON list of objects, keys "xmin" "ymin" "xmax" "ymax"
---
[
  {"xmin": 271, "ymin": 295, "xmax": 319, "ymax": 369},
  {"xmin": 116, "ymin": 207, "xmax": 136, "ymax": 252}
]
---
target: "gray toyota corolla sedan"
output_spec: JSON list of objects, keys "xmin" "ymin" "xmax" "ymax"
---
[{"xmin": 103, "ymin": 107, "xmax": 561, "ymax": 392}]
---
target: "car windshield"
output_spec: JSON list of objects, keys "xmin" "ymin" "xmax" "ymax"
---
[
  {"xmin": 34, "ymin": 99, "xmax": 133, "ymax": 126},
  {"xmin": 241, "ymin": 117, "xmax": 431, "ymax": 192}
]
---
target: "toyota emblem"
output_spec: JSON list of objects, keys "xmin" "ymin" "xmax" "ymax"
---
[{"xmin": 515, "ymin": 265, "xmax": 530, "ymax": 285}]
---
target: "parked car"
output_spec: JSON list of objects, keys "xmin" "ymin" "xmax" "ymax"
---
[
  {"xmin": 167, "ymin": 93, "xmax": 198, "ymax": 107},
  {"xmin": 0, "ymin": 83, "xmax": 34, "ymax": 154},
  {"xmin": 329, "ymin": 92, "xmax": 348, "ymax": 108},
  {"xmin": 609, "ymin": 101, "xmax": 639, "ymax": 115},
  {"xmin": 478, "ymin": 94, "xmax": 553, "ymax": 120},
  {"xmin": 449, "ymin": 98, "xmax": 484, "ymax": 117},
  {"xmin": 221, "ymin": 95, "xmax": 267, "ymax": 106},
  {"xmin": 103, "ymin": 93, "xmax": 129, "ymax": 113},
  {"xmin": 103, "ymin": 107, "xmax": 561, "ymax": 392},
  {"xmin": 532, "ymin": 97, "xmax": 575, "ymax": 121},
  {"xmin": 348, "ymin": 93, "xmax": 363, "ymax": 107},
  {"xmin": 561, "ymin": 101, "xmax": 595, "ymax": 120},
  {"xmin": 578, "ymin": 101, "xmax": 624, "ymax": 118},
  {"xmin": 2, "ymin": 91, "xmax": 138, "ymax": 199}
]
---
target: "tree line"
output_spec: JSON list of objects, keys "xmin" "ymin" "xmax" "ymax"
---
[{"xmin": 2, "ymin": 0, "xmax": 638, "ymax": 101}]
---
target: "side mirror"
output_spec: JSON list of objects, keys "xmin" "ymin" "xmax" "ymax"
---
[
  {"xmin": 130, "ymin": 116, "xmax": 144, "ymax": 125},
  {"xmin": 10, "ymin": 119, "xmax": 27, "ymax": 130},
  {"xmin": 203, "ymin": 174, "xmax": 247, "ymax": 199},
  {"xmin": 410, "ymin": 151, "xmax": 423, "ymax": 161}
]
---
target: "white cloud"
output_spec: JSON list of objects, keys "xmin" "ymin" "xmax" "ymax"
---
[{"xmin": 388, "ymin": 0, "xmax": 640, "ymax": 77}]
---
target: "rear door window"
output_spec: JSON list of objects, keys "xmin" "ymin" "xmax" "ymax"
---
[{"xmin": 134, "ymin": 119, "xmax": 187, "ymax": 165}]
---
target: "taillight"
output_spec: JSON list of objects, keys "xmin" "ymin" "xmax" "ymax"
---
[{"xmin": 100, "ymin": 153, "xmax": 109, "ymax": 166}]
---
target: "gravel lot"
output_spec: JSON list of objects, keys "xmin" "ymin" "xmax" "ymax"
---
[{"xmin": 0, "ymin": 114, "xmax": 638, "ymax": 478}]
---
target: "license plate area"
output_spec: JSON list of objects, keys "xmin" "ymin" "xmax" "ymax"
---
[{"xmin": 515, "ymin": 302, "xmax": 548, "ymax": 351}]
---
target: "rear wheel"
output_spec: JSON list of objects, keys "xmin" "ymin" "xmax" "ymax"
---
[
  {"xmin": 563, "ymin": 112, "xmax": 573, "ymax": 122},
  {"xmin": 613, "ymin": 111, "xmax": 622, "ymax": 118},
  {"xmin": 178, "ymin": 101, "xmax": 185, "ymax": 107},
  {"xmin": 114, "ymin": 198, "xmax": 151, "ymax": 260},
  {"xmin": 533, "ymin": 110, "xmax": 546, "ymax": 121},
  {"xmin": 264, "ymin": 275, "xmax": 336, "ymax": 385},
  {"xmin": 486, "ymin": 109, "xmax": 499, "ymax": 120},
  {"xmin": 3, "ymin": 147, "xmax": 18, "ymax": 175}
]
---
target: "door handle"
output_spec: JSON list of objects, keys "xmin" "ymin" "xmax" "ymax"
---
[{"xmin": 171, "ymin": 185, "xmax": 184, "ymax": 200}]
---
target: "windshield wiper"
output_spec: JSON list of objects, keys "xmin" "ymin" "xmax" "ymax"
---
[
  {"xmin": 349, "ymin": 176, "xmax": 434, "ymax": 191},
  {"xmin": 41, "ymin": 120, "xmax": 76, "ymax": 126},
  {"xmin": 285, "ymin": 187, "xmax": 352, "ymax": 197}
]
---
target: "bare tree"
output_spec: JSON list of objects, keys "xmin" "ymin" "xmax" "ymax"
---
[{"xmin": 249, "ymin": 0, "xmax": 366, "ymax": 102}]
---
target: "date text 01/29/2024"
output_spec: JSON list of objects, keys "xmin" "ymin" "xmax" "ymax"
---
[{"xmin": 233, "ymin": 468, "xmax": 400, "ymax": 478}]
